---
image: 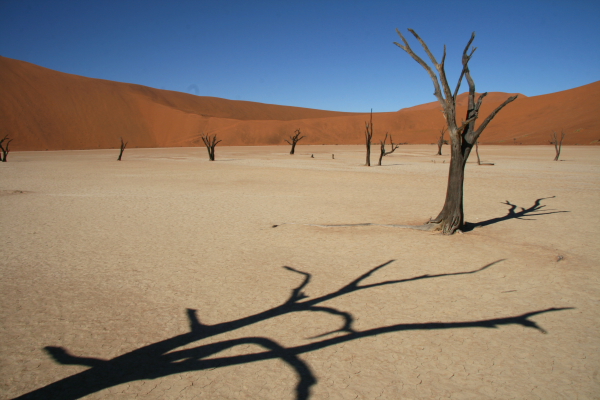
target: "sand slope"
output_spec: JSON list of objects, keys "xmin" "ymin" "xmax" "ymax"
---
[{"xmin": 1, "ymin": 55, "xmax": 599, "ymax": 150}]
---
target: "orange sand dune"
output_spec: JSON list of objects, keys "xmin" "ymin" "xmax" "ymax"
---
[{"xmin": 1, "ymin": 55, "xmax": 599, "ymax": 150}]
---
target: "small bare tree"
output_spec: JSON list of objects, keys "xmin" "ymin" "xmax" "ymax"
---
[
  {"xmin": 395, "ymin": 29, "xmax": 517, "ymax": 234},
  {"xmin": 201, "ymin": 133, "xmax": 221, "ymax": 161},
  {"xmin": 436, "ymin": 125, "xmax": 447, "ymax": 155},
  {"xmin": 474, "ymin": 141, "xmax": 495, "ymax": 166},
  {"xmin": 0, "ymin": 135, "xmax": 12, "ymax": 162},
  {"xmin": 117, "ymin": 137, "xmax": 127, "ymax": 161},
  {"xmin": 550, "ymin": 130, "xmax": 566, "ymax": 161},
  {"xmin": 378, "ymin": 133, "xmax": 400, "ymax": 166},
  {"xmin": 364, "ymin": 110, "xmax": 373, "ymax": 166},
  {"xmin": 285, "ymin": 129, "xmax": 305, "ymax": 155}
]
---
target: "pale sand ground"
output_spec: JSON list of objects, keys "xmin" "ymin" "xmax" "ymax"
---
[{"xmin": 1, "ymin": 145, "xmax": 598, "ymax": 399}]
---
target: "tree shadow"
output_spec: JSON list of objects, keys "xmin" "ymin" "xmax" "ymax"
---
[
  {"xmin": 15, "ymin": 259, "xmax": 572, "ymax": 400},
  {"xmin": 463, "ymin": 196, "xmax": 569, "ymax": 232}
]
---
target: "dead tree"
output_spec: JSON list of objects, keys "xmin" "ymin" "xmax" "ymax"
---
[
  {"xmin": 378, "ymin": 133, "xmax": 400, "ymax": 165},
  {"xmin": 0, "ymin": 135, "xmax": 12, "ymax": 162},
  {"xmin": 285, "ymin": 129, "xmax": 305, "ymax": 155},
  {"xmin": 436, "ymin": 126, "xmax": 447, "ymax": 155},
  {"xmin": 364, "ymin": 110, "xmax": 373, "ymax": 166},
  {"xmin": 473, "ymin": 140, "xmax": 495, "ymax": 165},
  {"xmin": 550, "ymin": 130, "xmax": 566, "ymax": 161},
  {"xmin": 395, "ymin": 29, "xmax": 517, "ymax": 234},
  {"xmin": 201, "ymin": 133, "xmax": 221, "ymax": 161},
  {"xmin": 117, "ymin": 137, "xmax": 128, "ymax": 161}
]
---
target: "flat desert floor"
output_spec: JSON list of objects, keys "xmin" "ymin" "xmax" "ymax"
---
[{"xmin": 1, "ymin": 145, "xmax": 598, "ymax": 399}]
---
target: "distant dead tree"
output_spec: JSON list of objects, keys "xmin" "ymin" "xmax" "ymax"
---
[
  {"xmin": 364, "ymin": 110, "xmax": 374, "ymax": 166},
  {"xmin": 285, "ymin": 129, "xmax": 305, "ymax": 155},
  {"xmin": 474, "ymin": 140, "xmax": 494, "ymax": 165},
  {"xmin": 0, "ymin": 135, "xmax": 12, "ymax": 162},
  {"xmin": 201, "ymin": 133, "xmax": 221, "ymax": 161},
  {"xmin": 436, "ymin": 125, "xmax": 447, "ymax": 155},
  {"xmin": 395, "ymin": 29, "xmax": 517, "ymax": 234},
  {"xmin": 378, "ymin": 133, "xmax": 400, "ymax": 166},
  {"xmin": 550, "ymin": 130, "xmax": 566, "ymax": 161},
  {"xmin": 117, "ymin": 137, "xmax": 127, "ymax": 161}
]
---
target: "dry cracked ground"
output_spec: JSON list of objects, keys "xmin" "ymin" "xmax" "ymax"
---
[{"xmin": 1, "ymin": 145, "xmax": 598, "ymax": 399}]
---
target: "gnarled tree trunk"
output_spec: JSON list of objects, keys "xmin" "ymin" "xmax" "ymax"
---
[
  {"xmin": 0, "ymin": 135, "xmax": 12, "ymax": 162},
  {"xmin": 364, "ymin": 110, "xmax": 373, "ymax": 166},
  {"xmin": 378, "ymin": 133, "xmax": 400, "ymax": 166},
  {"xmin": 430, "ymin": 140, "xmax": 471, "ymax": 232},
  {"xmin": 117, "ymin": 137, "xmax": 127, "ymax": 161},
  {"xmin": 201, "ymin": 133, "xmax": 222, "ymax": 161},
  {"xmin": 285, "ymin": 129, "xmax": 305, "ymax": 155},
  {"xmin": 436, "ymin": 126, "xmax": 446, "ymax": 155},
  {"xmin": 395, "ymin": 29, "xmax": 517, "ymax": 234},
  {"xmin": 551, "ymin": 130, "xmax": 566, "ymax": 161}
]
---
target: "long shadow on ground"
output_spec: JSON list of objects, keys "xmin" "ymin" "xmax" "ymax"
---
[
  {"xmin": 272, "ymin": 196, "xmax": 568, "ymax": 232},
  {"xmin": 463, "ymin": 196, "xmax": 569, "ymax": 232},
  {"xmin": 16, "ymin": 259, "xmax": 572, "ymax": 400}
]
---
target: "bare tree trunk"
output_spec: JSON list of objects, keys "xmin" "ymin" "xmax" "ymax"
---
[
  {"xmin": 395, "ymin": 29, "xmax": 517, "ymax": 234},
  {"xmin": 475, "ymin": 140, "xmax": 481, "ymax": 165},
  {"xmin": 0, "ymin": 135, "xmax": 12, "ymax": 162},
  {"xmin": 365, "ymin": 110, "xmax": 373, "ymax": 166},
  {"xmin": 285, "ymin": 129, "xmax": 305, "ymax": 155},
  {"xmin": 117, "ymin": 137, "xmax": 127, "ymax": 161},
  {"xmin": 201, "ymin": 133, "xmax": 222, "ymax": 161},
  {"xmin": 429, "ymin": 142, "xmax": 470, "ymax": 232},
  {"xmin": 551, "ymin": 130, "xmax": 566, "ymax": 161},
  {"xmin": 436, "ymin": 126, "xmax": 446, "ymax": 155},
  {"xmin": 378, "ymin": 133, "xmax": 400, "ymax": 166}
]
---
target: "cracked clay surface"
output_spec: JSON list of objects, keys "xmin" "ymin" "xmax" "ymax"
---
[{"xmin": 1, "ymin": 145, "xmax": 598, "ymax": 399}]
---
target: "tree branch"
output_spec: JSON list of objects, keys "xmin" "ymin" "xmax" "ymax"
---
[
  {"xmin": 452, "ymin": 33, "xmax": 476, "ymax": 99},
  {"xmin": 470, "ymin": 94, "xmax": 519, "ymax": 142},
  {"xmin": 394, "ymin": 29, "xmax": 444, "ymax": 104}
]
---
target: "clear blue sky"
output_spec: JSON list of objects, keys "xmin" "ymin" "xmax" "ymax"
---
[{"xmin": 1, "ymin": 0, "xmax": 599, "ymax": 112}]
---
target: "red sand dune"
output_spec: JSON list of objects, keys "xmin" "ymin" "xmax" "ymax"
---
[{"xmin": 1, "ymin": 55, "xmax": 599, "ymax": 151}]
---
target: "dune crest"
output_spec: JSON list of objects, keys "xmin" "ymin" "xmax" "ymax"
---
[{"xmin": 1, "ymin": 55, "xmax": 598, "ymax": 150}]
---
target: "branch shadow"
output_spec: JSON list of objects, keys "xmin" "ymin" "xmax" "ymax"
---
[
  {"xmin": 16, "ymin": 259, "xmax": 572, "ymax": 400},
  {"xmin": 463, "ymin": 196, "xmax": 569, "ymax": 232}
]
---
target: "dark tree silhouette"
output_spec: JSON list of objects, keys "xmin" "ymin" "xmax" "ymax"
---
[
  {"xmin": 201, "ymin": 133, "xmax": 221, "ymax": 161},
  {"xmin": 378, "ymin": 133, "xmax": 400, "ymax": 166},
  {"xmin": 395, "ymin": 29, "xmax": 518, "ymax": 234},
  {"xmin": 436, "ymin": 125, "xmax": 447, "ymax": 155},
  {"xmin": 15, "ymin": 259, "xmax": 571, "ymax": 400},
  {"xmin": 0, "ymin": 134, "xmax": 13, "ymax": 162},
  {"xmin": 285, "ymin": 129, "xmax": 305, "ymax": 155},
  {"xmin": 550, "ymin": 130, "xmax": 566, "ymax": 161},
  {"xmin": 117, "ymin": 137, "xmax": 127, "ymax": 161},
  {"xmin": 364, "ymin": 110, "xmax": 373, "ymax": 166}
]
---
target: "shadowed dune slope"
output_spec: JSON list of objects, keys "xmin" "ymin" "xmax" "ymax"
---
[{"xmin": 1, "ymin": 55, "xmax": 599, "ymax": 150}]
